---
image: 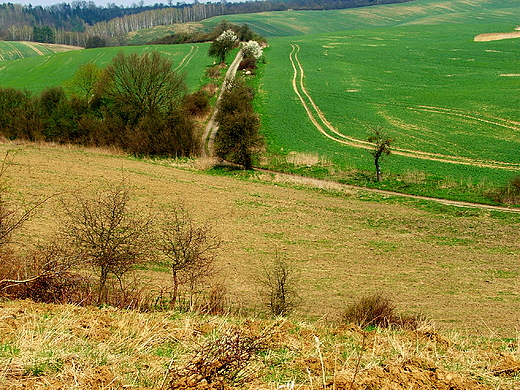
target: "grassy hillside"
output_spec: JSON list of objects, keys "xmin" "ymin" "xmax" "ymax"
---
[
  {"xmin": 3, "ymin": 142, "xmax": 520, "ymax": 337},
  {"xmin": 1, "ymin": 142, "xmax": 519, "ymax": 388},
  {"xmin": 0, "ymin": 41, "xmax": 81, "ymax": 61},
  {"xmin": 201, "ymin": 0, "xmax": 520, "ymax": 37},
  {"xmin": 0, "ymin": 42, "xmax": 211, "ymax": 93},
  {"xmin": 1, "ymin": 300, "xmax": 519, "ymax": 389}
]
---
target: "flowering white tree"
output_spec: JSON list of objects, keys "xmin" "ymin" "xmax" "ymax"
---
[
  {"xmin": 241, "ymin": 40, "xmax": 263, "ymax": 60},
  {"xmin": 208, "ymin": 29, "xmax": 239, "ymax": 63}
]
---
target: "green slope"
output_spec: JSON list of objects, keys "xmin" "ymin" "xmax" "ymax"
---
[
  {"xmin": 0, "ymin": 41, "xmax": 80, "ymax": 61},
  {"xmin": 246, "ymin": 0, "xmax": 520, "ymax": 200},
  {"xmin": 0, "ymin": 43, "xmax": 211, "ymax": 93},
  {"xmin": 201, "ymin": 0, "xmax": 519, "ymax": 37}
]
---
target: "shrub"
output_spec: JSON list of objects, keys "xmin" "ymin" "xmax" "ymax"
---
[
  {"xmin": 492, "ymin": 175, "xmax": 520, "ymax": 205},
  {"xmin": 183, "ymin": 90, "xmax": 210, "ymax": 117},
  {"xmin": 206, "ymin": 66, "xmax": 221, "ymax": 79},
  {"xmin": 238, "ymin": 57, "xmax": 257, "ymax": 71},
  {"xmin": 168, "ymin": 325, "xmax": 273, "ymax": 389},
  {"xmin": 343, "ymin": 293, "xmax": 423, "ymax": 330},
  {"xmin": 261, "ymin": 257, "xmax": 299, "ymax": 317}
]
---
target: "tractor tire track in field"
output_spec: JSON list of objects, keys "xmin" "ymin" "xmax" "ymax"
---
[
  {"xmin": 174, "ymin": 45, "xmax": 199, "ymax": 73},
  {"xmin": 202, "ymin": 50, "xmax": 244, "ymax": 156},
  {"xmin": 289, "ymin": 44, "xmax": 520, "ymax": 172}
]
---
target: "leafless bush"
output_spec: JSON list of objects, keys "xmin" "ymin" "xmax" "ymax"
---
[
  {"xmin": 261, "ymin": 257, "xmax": 299, "ymax": 317},
  {"xmin": 0, "ymin": 241, "xmax": 90, "ymax": 303},
  {"xmin": 167, "ymin": 325, "xmax": 274, "ymax": 389},
  {"xmin": 61, "ymin": 183, "xmax": 152, "ymax": 305},
  {"xmin": 343, "ymin": 293, "xmax": 423, "ymax": 330},
  {"xmin": 492, "ymin": 175, "xmax": 520, "ymax": 205},
  {"xmin": 157, "ymin": 205, "xmax": 222, "ymax": 310}
]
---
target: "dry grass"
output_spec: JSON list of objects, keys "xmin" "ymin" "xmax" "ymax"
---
[
  {"xmin": 2, "ymin": 141, "xmax": 520, "ymax": 338},
  {"xmin": 0, "ymin": 300, "xmax": 519, "ymax": 389}
]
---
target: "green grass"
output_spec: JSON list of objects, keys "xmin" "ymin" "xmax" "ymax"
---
[
  {"xmin": 202, "ymin": 0, "xmax": 520, "ymax": 37},
  {"xmin": 0, "ymin": 43, "xmax": 212, "ymax": 93},
  {"xmin": 244, "ymin": 0, "xmax": 520, "ymax": 201}
]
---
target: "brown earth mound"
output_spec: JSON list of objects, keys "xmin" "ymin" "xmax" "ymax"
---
[{"xmin": 332, "ymin": 358, "xmax": 490, "ymax": 390}]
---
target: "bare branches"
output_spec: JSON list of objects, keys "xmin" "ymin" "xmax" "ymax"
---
[
  {"xmin": 158, "ymin": 205, "xmax": 222, "ymax": 309},
  {"xmin": 61, "ymin": 183, "xmax": 152, "ymax": 305}
]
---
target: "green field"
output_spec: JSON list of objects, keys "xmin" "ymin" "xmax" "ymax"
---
[
  {"xmin": 0, "ymin": 42, "xmax": 212, "ymax": 93},
  {"xmin": 202, "ymin": 0, "xmax": 520, "ymax": 37},
  {"xmin": 0, "ymin": 41, "xmax": 80, "ymax": 61},
  {"xmin": 232, "ymin": 0, "xmax": 520, "ymax": 201}
]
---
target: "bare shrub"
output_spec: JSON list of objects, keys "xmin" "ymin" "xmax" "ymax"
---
[
  {"xmin": 343, "ymin": 293, "xmax": 396, "ymax": 328},
  {"xmin": 61, "ymin": 183, "xmax": 152, "ymax": 305},
  {"xmin": 261, "ymin": 257, "xmax": 299, "ymax": 317},
  {"xmin": 167, "ymin": 325, "xmax": 274, "ymax": 389},
  {"xmin": 206, "ymin": 66, "xmax": 221, "ymax": 79},
  {"xmin": 343, "ymin": 293, "xmax": 423, "ymax": 330},
  {"xmin": 157, "ymin": 205, "xmax": 222, "ymax": 310},
  {"xmin": 0, "ymin": 241, "xmax": 90, "ymax": 303},
  {"xmin": 492, "ymin": 175, "xmax": 520, "ymax": 205}
]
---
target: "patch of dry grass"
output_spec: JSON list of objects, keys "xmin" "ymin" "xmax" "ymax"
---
[{"xmin": 0, "ymin": 301, "xmax": 519, "ymax": 389}]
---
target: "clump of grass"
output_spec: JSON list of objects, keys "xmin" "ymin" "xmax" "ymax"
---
[{"xmin": 286, "ymin": 152, "xmax": 331, "ymax": 167}]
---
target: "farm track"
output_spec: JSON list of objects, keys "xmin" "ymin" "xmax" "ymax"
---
[
  {"xmin": 289, "ymin": 44, "xmax": 520, "ymax": 172},
  {"xmin": 173, "ymin": 45, "xmax": 198, "ymax": 72},
  {"xmin": 202, "ymin": 50, "xmax": 244, "ymax": 156},
  {"xmin": 252, "ymin": 167, "xmax": 520, "ymax": 214}
]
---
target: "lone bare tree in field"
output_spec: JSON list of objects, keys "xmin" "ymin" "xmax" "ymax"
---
[
  {"xmin": 62, "ymin": 183, "xmax": 151, "ymax": 305},
  {"xmin": 158, "ymin": 206, "xmax": 221, "ymax": 309},
  {"xmin": 368, "ymin": 126, "xmax": 394, "ymax": 182}
]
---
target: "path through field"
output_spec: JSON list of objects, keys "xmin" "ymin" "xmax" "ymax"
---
[
  {"xmin": 289, "ymin": 44, "xmax": 520, "ymax": 172},
  {"xmin": 202, "ymin": 50, "xmax": 244, "ymax": 156}
]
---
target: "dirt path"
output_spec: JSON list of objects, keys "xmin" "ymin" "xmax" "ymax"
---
[
  {"xmin": 202, "ymin": 50, "xmax": 244, "ymax": 157},
  {"xmin": 289, "ymin": 44, "xmax": 520, "ymax": 171},
  {"xmin": 253, "ymin": 167, "xmax": 520, "ymax": 214}
]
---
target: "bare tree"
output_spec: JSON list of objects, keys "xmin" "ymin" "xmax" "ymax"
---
[
  {"xmin": 261, "ymin": 256, "xmax": 299, "ymax": 317},
  {"xmin": 158, "ymin": 205, "xmax": 221, "ymax": 309},
  {"xmin": 367, "ymin": 126, "xmax": 394, "ymax": 182},
  {"xmin": 61, "ymin": 183, "xmax": 151, "ymax": 305}
]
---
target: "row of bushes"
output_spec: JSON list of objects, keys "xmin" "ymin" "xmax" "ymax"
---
[{"xmin": 0, "ymin": 51, "xmax": 211, "ymax": 157}]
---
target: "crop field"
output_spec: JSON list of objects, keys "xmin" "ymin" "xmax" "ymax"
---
[
  {"xmin": 0, "ymin": 41, "xmax": 81, "ymax": 61},
  {"xmin": 203, "ymin": 0, "xmax": 520, "ymax": 37},
  {"xmin": 229, "ymin": 0, "xmax": 519, "ymax": 198},
  {"xmin": 0, "ymin": 42, "xmax": 211, "ymax": 93}
]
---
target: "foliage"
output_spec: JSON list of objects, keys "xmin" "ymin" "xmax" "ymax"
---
[
  {"xmin": 241, "ymin": 40, "xmax": 263, "ymax": 60},
  {"xmin": 0, "ymin": 51, "xmax": 200, "ymax": 157},
  {"xmin": 208, "ymin": 29, "xmax": 238, "ymax": 64},
  {"xmin": 214, "ymin": 79, "xmax": 263, "ymax": 169},
  {"xmin": 367, "ymin": 126, "xmax": 393, "ymax": 182},
  {"xmin": 85, "ymin": 35, "xmax": 106, "ymax": 49},
  {"xmin": 103, "ymin": 51, "xmax": 187, "ymax": 126}
]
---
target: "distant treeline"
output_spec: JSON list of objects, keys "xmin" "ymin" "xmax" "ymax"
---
[{"xmin": 1, "ymin": 0, "xmax": 415, "ymax": 46}]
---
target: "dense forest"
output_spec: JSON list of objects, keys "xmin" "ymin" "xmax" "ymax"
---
[{"xmin": 1, "ymin": 0, "xmax": 415, "ymax": 46}]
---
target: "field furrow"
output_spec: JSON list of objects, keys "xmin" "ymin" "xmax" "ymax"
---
[{"xmin": 288, "ymin": 42, "xmax": 520, "ymax": 172}]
